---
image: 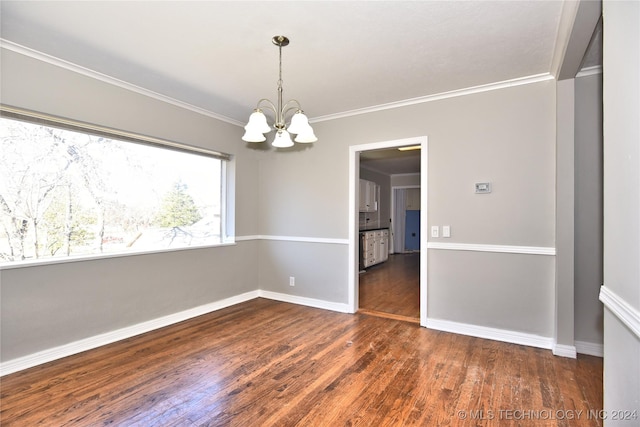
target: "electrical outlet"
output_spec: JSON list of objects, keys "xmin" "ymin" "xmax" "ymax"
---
[
  {"xmin": 442, "ymin": 225, "xmax": 451, "ymax": 238},
  {"xmin": 289, "ymin": 276, "xmax": 295, "ymax": 287}
]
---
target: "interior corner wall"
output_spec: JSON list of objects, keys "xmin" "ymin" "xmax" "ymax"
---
[
  {"xmin": 0, "ymin": 48, "xmax": 261, "ymax": 363},
  {"xmin": 257, "ymin": 80, "xmax": 557, "ymax": 339},
  {"xmin": 601, "ymin": 0, "xmax": 640, "ymax": 417},
  {"xmin": 574, "ymin": 73, "xmax": 604, "ymax": 348},
  {"xmin": 555, "ymin": 78, "xmax": 576, "ymax": 353}
]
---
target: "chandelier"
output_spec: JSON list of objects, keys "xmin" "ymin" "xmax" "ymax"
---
[{"xmin": 242, "ymin": 35, "xmax": 317, "ymax": 148}]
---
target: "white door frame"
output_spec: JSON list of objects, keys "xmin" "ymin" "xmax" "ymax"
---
[{"xmin": 348, "ymin": 136, "xmax": 428, "ymax": 327}]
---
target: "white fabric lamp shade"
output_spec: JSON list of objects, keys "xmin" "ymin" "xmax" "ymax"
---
[{"xmin": 272, "ymin": 130, "xmax": 294, "ymax": 148}]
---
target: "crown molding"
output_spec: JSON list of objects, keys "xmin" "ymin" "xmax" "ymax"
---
[
  {"xmin": 550, "ymin": 0, "xmax": 581, "ymax": 79},
  {"xmin": 0, "ymin": 39, "xmax": 244, "ymax": 127},
  {"xmin": 310, "ymin": 73, "xmax": 554, "ymax": 123},
  {"xmin": 576, "ymin": 65, "xmax": 603, "ymax": 78},
  {"xmin": 2, "ymin": 38, "xmax": 555, "ymax": 127}
]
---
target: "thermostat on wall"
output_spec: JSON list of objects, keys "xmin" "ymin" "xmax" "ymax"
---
[{"xmin": 475, "ymin": 182, "xmax": 492, "ymax": 194}]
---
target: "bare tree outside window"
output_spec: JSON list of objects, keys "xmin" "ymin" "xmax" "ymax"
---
[{"xmin": 0, "ymin": 117, "xmax": 224, "ymax": 263}]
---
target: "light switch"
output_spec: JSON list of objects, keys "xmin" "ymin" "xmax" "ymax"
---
[
  {"xmin": 475, "ymin": 182, "xmax": 492, "ymax": 194},
  {"xmin": 431, "ymin": 226, "xmax": 439, "ymax": 238},
  {"xmin": 442, "ymin": 225, "xmax": 451, "ymax": 238}
]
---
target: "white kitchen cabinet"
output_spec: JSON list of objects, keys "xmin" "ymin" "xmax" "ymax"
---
[
  {"xmin": 377, "ymin": 229, "xmax": 389, "ymax": 263},
  {"xmin": 405, "ymin": 188, "xmax": 420, "ymax": 211},
  {"xmin": 360, "ymin": 228, "xmax": 389, "ymax": 268},
  {"xmin": 405, "ymin": 188, "xmax": 421, "ymax": 210},
  {"xmin": 359, "ymin": 179, "xmax": 378, "ymax": 212}
]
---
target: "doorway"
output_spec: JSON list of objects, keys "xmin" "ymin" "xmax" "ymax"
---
[
  {"xmin": 392, "ymin": 186, "xmax": 421, "ymax": 254},
  {"xmin": 348, "ymin": 136, "xmax": 428, "ymax": 326}
]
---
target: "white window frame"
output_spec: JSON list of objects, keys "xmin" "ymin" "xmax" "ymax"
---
[{"xmin": 0, "ymin": 105, "xmax": 235, "ymax": 269}]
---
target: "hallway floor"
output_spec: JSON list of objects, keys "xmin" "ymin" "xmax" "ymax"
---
[{"xmin": 359, "ymin": 252, "xmax": 420, "ymax": 321}]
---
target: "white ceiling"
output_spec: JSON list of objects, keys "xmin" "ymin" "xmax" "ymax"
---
[
  {"xmin": 1, "ymin": 1, "xmax": 601, "ymax": 174},
  {"xmin": 360, "ymin": 147, "xmax": 422, "ymax": 176}
]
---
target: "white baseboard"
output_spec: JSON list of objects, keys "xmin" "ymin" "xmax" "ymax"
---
[
  {"xmin": 553, "ymin": 343, "xmax": 577, "ymax": 359},
  {"xmin": 575, "ymin": 340, "xmax": 604, "ymax": 357},
  {"xmin": 0, "ymin": 291, "xmax": 260, "ymax": 377},
  {"xmin": 0, "ymin": 290, "xmax": 350, "ymax": 376},
  {"xmin": 2, "ymin": 290, "xmax": 584, "ymax": 376},
  {"xmin": 426, "ymin": 318, "xmax": 554, "ymax": 351},
  {"xmin": 258, "ymin": 290, "xmax": 351, "ymax": 313}
]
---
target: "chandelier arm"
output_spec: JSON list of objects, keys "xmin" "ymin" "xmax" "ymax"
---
[
  {"xmin": 255, "ymin": 98, "xmax": 278, "ymax": 119},
  {"xmin": 281, "ymin": 99, "xmax": 303, "ymax": 114},
  {"xmin": 281, "ymin": 104, "xmax": 305, "ymax": 126}
]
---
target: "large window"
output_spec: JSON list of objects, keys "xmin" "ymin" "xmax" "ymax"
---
[{"xmin": 0, "ymin": 108, "xmax": 231, "ymax": 265}]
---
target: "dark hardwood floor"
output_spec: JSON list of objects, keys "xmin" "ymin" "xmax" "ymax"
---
[
  {"xmin": 1, "ymin": 298, "xmax": 602, "ymax": 426},
  {"xmin": 359, "ymin": 253, "xmax": 420, "ymax": 322}
]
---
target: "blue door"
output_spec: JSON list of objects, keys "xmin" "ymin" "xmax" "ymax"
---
[{"xmin": 404, "ymin": 210, "xmax": 420, "ymax": 251}]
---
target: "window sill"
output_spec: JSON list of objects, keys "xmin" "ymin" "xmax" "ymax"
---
[{"xmin": 0, "ymin": 240, "xmax": 237, "ymax": 271}]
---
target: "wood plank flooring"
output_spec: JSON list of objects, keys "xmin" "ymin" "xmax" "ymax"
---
[
  {"xmin": 359, "ymin": 253, "xmax": 420, "ymax": 321},
  {"xmin": 1, "ymin": 298, "xmax": 602, "ymax": 426}
]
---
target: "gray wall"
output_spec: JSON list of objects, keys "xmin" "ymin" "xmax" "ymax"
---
[
  {"xmin": 0, "ymin": 48, "xmax": 261, "ymax": 362},
  {"xmin": 574, "ymin": 73, "xmax": 604, "ymax": 346},
  {"xmin": 391, "ymin": 174, "xmax": 421, "ymax": 188},
  {"xmin": 555, "ymin": 78, "xmax": 575, "ymax": 351},
  {"xmin": 602, "ymin": 0, "xmax": 640, "ymax": 419},
  {"xmin": 257, "ymin": 80, "xmax": 558, "ymax": 338}
]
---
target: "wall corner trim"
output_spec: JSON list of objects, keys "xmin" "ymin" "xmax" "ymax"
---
[{"xmin": 599, "ymin": 285, "xmax": 640, "ymax": 339}]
